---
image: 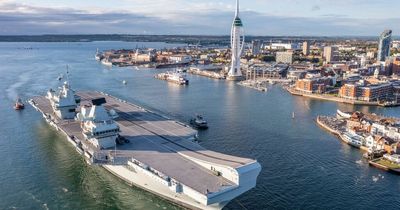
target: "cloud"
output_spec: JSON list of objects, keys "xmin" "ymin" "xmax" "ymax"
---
[
  {"xmin": 0, "ymin": 1, "xmax": 398, "ymax": 36},
  {"xmin": 311, "ymin": 5, "xmax": 320, "ymax": 11}
]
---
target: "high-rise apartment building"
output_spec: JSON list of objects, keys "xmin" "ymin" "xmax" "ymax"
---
[
  {"xmin": 323, "ymin": 46, "xmax": 338, "ymax": 63},
  {"xmin": 377, "ymin": 29, "xmax": 392, "ymax": 62},
  {"xmin": 303, "ymin": 41, "xmax": 310, "ymax": 56}
]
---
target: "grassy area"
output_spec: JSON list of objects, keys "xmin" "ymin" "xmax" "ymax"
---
[{"xmin": 375, "ymin": 159, "xmax": 400, "ymax": 169}]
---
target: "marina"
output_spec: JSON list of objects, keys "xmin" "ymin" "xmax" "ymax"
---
[{"xmin": 29, "ymin": 82, "xmax": 261, "ymax": 210}]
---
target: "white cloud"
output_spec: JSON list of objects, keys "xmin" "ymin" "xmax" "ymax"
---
[{"xmin": 0, "ymin": 0, "xmax": 399, "ymax": 36}]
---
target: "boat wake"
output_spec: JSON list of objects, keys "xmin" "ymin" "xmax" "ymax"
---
[
  {"xmin": 24, "ymin": 191, "xmax": 49, "ymax": 210},
  {"xmin": 6, "ymin": 72, "xmax": 31, "ymax": 100}
]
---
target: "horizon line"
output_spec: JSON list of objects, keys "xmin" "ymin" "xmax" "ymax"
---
[{"xmin": 0, "ymin": 34, "xmax": 398, "ymax": 38}]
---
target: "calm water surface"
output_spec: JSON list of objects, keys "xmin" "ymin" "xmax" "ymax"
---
[{"xmin": 0, "ymin": 42, "xmax": 400, "ymax": 210}]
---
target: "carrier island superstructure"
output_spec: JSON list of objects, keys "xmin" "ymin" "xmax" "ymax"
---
[{"xmin": 29, "ymin": 81, "xmax": 261, "ymax": 210}]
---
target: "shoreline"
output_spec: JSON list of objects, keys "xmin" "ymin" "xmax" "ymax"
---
[
  {"xmin": 287, "ymin": 88, "xmax": 399, "ymax": 107},
  {"xmin": 316, "ymin": 116, "xmax": 369, "ymax": 152},
  {"xmin": 316, "ymin": 115, "xmax": 400, "ymax": 174}
]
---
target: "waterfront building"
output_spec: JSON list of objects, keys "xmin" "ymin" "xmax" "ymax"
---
[
  {"xmin": 276, "ymin": 51, "xmax": 293, "ymax": 64},
  {"xmin": 371, "ymin": 123, "xmax": 400, "ymax": 141},
  {"xmin": 132, "ymin": 49, "xmax": 153, "ymax": 63},
  {"xmin": 251, "ymin": 40, "xmax": 262, "ymax": 55},
  {"xmin": 287, "ymin": 70, "xmax": 307, "ymax": 81},
  {"xmin": 245, "ymin": 63, "xmax": 288, "ymax": 80},
  {"xmin": 303, "ymin": 41, "xmax": 310, "ymax": 56},
  {"xmin": 365, "ymin": 135, "xmax": 386, "ymax": 152},
  {"xmin": 377, "ymin": 29, "xmax": 392, "ymax": 62},
  {"xmin": 295, "ymin": 77, "xmax": 333, "ymax": 94},
  {"xmin": 169, "ymin": 55, "xmax": 192, "ymax": 64},
  {"xmin": 228, "ymin": 0, "xmax": 245, "ymax": 81},
  {"xmin": 339, "ymin": 82, "xmax": 394, "ymax": 102},
  {"xmin": 339, "ymin": 83, "xmax": 358, "ymax": 100}
]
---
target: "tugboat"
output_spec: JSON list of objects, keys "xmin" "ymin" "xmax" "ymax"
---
[
  {"xmin": 190, "ymin": 115, "xmax": 208, "ymax": 129},
  {"xmin": 14, "ymin": 98, "xmax": 25, "ymax": 110}
]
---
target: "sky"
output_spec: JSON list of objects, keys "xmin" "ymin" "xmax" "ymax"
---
[{"xmin": 0, "ymin": 0, "xmax": 399, "ymax": 36}]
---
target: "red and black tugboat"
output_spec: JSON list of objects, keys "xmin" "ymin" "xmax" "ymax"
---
[{"xmin": 14, "ymin": 98, "xmax": 25, "ymax": 110}]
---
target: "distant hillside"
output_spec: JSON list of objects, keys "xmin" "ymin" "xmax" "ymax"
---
[{"xmin": 0, "ymin": 34, "xmax": 386, "ymax": 44}]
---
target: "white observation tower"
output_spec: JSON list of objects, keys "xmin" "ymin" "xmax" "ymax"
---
[{"xmin": 227, "ymin": 0, "xmax": 245, "ymax": 81}]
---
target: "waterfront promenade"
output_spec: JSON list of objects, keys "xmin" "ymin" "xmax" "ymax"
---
[{"xmin": 287, "ymin": 88, "xmax": 384, "ymax": 106}]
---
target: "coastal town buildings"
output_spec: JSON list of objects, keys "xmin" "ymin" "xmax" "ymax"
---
[
  {"xmin": 169, "ymin": 55, "xmax": 193, "ymax": 64},
  {"xmin": 338, "ymin": 81, "xmax": 397, "ymax": 102},
  {"xmin": 295, "ymin": 75, "xmax": 334, "ymax": 94}
]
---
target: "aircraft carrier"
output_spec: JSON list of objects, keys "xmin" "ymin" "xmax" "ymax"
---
[{"xmin": 30, "ymin": 88, "xmax": 261, "ymax": 210}]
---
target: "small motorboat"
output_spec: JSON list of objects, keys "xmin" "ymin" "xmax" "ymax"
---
[
  {"xmin": 190, "ymin": 115, "xmax": 208, "ymax": 129},
  {"xmin": 14, "ymin": 98, "xmax": 25, "ymax": 110},
  {"xmin": 122, "ymin": 80, "xmax": 127, "ymax": 85}
]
